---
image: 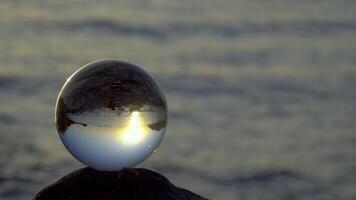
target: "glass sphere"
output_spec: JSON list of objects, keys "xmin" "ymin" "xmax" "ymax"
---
[{"xmin": 55, "ymin": 59, "xmax": 167, "ymax": 171}]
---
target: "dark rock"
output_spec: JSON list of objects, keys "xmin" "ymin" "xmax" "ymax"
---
[{"xmin": 33, "ymin": 167, "xmax": 208, "ymax": 200}]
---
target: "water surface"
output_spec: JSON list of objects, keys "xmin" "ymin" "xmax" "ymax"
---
[{"xmin": 0, "ymin": 0, "xmax": 355, "ymax": 199}]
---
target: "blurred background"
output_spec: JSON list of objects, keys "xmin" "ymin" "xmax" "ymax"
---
[{"xmin": 0, "ymin": 0, "xmax": 356, "ymax": 199}]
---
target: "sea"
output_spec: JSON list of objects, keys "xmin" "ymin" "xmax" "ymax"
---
[{"xmin": 0, "ymin": 0, "xmax": 355, "ymax": 199}]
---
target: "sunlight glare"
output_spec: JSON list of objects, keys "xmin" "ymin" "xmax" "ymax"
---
[{"xmin": 120, "ymin": 111, "xmax": 147, "ymax": 145}]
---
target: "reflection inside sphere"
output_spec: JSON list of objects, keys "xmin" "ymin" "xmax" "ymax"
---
[
  {"xmin": 121, "ymin": 111, "xmax": 148, "ymax": 145},
  {"xmin": 55, "ymin": 59, "xmax": 167, "ymax": 171}
]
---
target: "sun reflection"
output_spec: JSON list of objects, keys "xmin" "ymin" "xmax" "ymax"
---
[{"xmin": 120, "ymin": 111, "xmax": 147, "ymax": 145}]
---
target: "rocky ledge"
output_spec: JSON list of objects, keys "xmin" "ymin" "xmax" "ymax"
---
[{"xmin": 33, "ymin": 167, "xmax": 208, "ymax": 200}]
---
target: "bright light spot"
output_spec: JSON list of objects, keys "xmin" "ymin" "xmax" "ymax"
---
[{"xmin": 120, "ymin": 111, "xmax": 147, "ymax": 145}]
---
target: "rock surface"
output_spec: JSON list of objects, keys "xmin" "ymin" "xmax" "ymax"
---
[{"xmin": 33, "ymin": 167, "xmax": 208, "ymax": 200}]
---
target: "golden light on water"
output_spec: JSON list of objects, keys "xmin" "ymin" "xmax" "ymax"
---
[{"xmin": 120, "ymin": 111, "xmax": 147, "ymax": 145}]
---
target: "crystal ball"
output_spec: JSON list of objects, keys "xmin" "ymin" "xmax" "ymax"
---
[{"xmin": 55, "ymin": 59, "xmax": 167, "ymax": 171}]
